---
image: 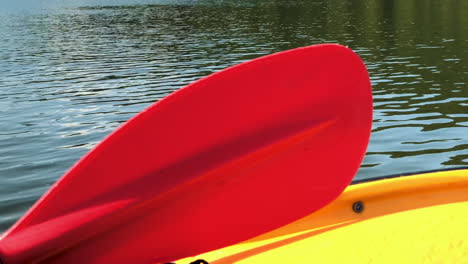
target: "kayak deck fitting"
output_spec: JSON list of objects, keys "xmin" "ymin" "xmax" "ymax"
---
[{"xmin": 177, "ymin": 168, "xmax": 468, "ymax": 263}]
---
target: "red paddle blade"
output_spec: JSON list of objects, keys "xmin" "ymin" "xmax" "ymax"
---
[{"xmin": 0, "ymin": 44, "xmax": 372, "ymax": 264}]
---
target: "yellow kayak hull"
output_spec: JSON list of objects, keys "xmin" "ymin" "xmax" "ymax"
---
[{"xmin": 178, "ymin": 168, "xmax": 468, "ymax": 263}]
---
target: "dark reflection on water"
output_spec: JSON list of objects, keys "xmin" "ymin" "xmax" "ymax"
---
[{"xmin": 0, "ymin": 0, "xmax": 467, "ymax": 230}]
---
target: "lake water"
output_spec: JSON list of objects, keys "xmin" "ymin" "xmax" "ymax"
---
[{"xmin": 0, "ymin": 0, "xmax": 467, "ymax": 231}]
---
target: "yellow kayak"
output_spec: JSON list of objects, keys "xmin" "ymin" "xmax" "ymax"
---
[{"xmin": 177, "ymin": 168, "xmax": 468, "ymax": 263}]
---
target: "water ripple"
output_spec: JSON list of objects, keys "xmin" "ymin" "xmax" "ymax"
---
[{"xmin": 1, "ymin": 0, "xmax": 468, "ymax": 231}]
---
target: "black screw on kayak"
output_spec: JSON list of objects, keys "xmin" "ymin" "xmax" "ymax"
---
[
  {"xmin": 190, "ymin": 260, "xmax": 209, "ymax": 264},
  {"xmin": 352, "ymin": 201, "xmax": 364, "ymax": 213},
  {"xmin": 163, "ymin": 260, "xmax": 208, "ymax": 264}
]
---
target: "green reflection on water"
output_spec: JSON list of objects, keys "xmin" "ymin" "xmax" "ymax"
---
[{"xmin": 0, "ymin": 0, "xmax": 467, "ymax": 230}]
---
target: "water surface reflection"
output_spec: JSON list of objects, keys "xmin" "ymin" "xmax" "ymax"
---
[{"xmin": 0, "ymin": 0, "xmax": 467, "ymax": 230}]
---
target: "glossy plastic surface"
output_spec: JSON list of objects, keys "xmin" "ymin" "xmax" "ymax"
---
[
  {"xmin": 178, "ymin": 168, "xmax": 468, "ymax": 263},
  {"xmin": 0, "ymin": 44, "xmax": 372, "ymax": 264}
]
